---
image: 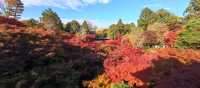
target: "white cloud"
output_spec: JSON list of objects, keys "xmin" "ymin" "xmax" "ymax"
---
[
  {"xmin": 82, "ymin": 0, "xmax": 97, "ymax": 4},
  {"xmin": 21, "ymin": 0, "xmax": 111, "ymax": 10},
  {"xmin": 99, "ymin": 0, "xmax": 110, "ymax": 4}
]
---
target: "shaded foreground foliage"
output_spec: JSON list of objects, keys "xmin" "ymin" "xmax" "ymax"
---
[{"xmin": 0, "ymin": 29, "xmax": 104, "ymax": 88}]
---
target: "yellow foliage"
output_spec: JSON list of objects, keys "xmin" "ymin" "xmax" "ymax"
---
[
  {"xmin": 124, "ymin": 28, "xmax": 144, "ymax": 47},
  {"xmin": 83, "ymin": 73, "xmax": 112, "ymax": 88}
]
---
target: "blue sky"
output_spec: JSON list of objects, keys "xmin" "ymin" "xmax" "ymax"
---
[{"xmin": 21, "ymin": 0, "xmax": 190, "ymax": 28}]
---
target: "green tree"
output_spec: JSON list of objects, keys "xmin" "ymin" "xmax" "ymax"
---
[
  {"xmin": 124, "ymin": 23, "xmax": 136, "ymax": 32},
  {"xmin": 82, "ymin": 20, "xmax": 90, "ymax": 34},
  {"xmin": 108, "ymin": 19, "xmax": 134, "ymax": 39},
  {"xmin": 155, "ymin": 9, "xmax": 181, "ymax": 25},
  {"xmin": 175, "ymin": 19, "xmax": 200, "ymax": 49},
  {"xmin": 138, "ymin": 8, "xmax": 180, "ymax": 30},
  {"xmin": 108, "ymin": 24, "xmax": 117, "ymax": 39},
  {"xmin": 117, "ymin": 19, "xmax": 126, "ymax": 34},
  {"xmin": 108, "ymin": 19, "xmax": 125, "ymax": 39},
  {"xmin": 65, "ymin": 20, "xmax": 81, "ymax": 34},
  {"xmin": 41, "ymin": 8, "xmax": 63, "ymax": 30},
  {"xmin": 138, "ymin": 7, "xmax": 156, "ymax": 30},
  {"xmin": 117, "ymin": 19, "xmax": 123, "ymax": 25},
  {"xmin": 185, "ymin": 0, "xmax": 200, "ymax": 19}
]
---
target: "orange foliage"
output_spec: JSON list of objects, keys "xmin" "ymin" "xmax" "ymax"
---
[
  {"xmin": 164, "ymin": 31, "xmax": 177, "ymax": 47},
  {"xmin": 104, "ymin": 45, "xmax": 200, "ymax": 88},
  {"xmin": 83, "ymin": 73, "xmax": 112, "ymax": 88},
  {"xmin": 104, "ymin": 46, "xmax": 157, "ymax": 87},
  {"xmin": 153, "ymin": 48, "xmax": 200, "ymax": 63}
]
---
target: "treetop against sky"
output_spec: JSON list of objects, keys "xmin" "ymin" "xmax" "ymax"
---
[{"xmin": 1, "ymin": 0, "xmax": 190, "ymax": 28}]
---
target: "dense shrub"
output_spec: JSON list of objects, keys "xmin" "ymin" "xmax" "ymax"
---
[
  {"xmin": 104, "ymin": 45, "xmax": 156, "ymax": 87},
  {"xmin": 83, "ymin": 73, "xmax": 112, "ymax": 88},
  {"xmin": 175, "ymin": 19, "xmax": 200, "ymax": 49},
  {"xmin": 65, "ymin": 35, "xmax": 98, "ymax": 49},
  {"xmin": 104, "ymin": 45, "xmax": 200, "ymax": 87},
  {"xmin": 0, "ymin": 29, "xmax": 104, "ymax": 88},
  {"xmin": 83, "ymin": 73, "xmax": 132, "ymax": 88},
  {"xmin": 110, "ymin": 83, "xmax": 131, "ymax": 88},
  {"xmin": 124, "ymin": 28, "xmax": 144, "ymax": 48},
  {"xmin": 142, "ymin": 30, "xmax": 159, "ymax": 48}
]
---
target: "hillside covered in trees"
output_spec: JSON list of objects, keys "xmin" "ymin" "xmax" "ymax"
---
[{"xmin": 0, "ymin": 0, "xmax": 200, "ymax": 88}]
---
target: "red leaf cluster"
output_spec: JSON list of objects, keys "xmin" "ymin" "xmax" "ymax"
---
[
  {"xmin": 164, "ymin": 31, "xmax": 177, "ymax": 47},
  {"xmin": 62, "ymin": 34, "xmax": 122, "ymax": 54},
  {"xmin": 64, "ymin": 35, "xmax": 97, "ymax": 48},
  {"xmin": 104, "ymin": 38, "xmax": 121, "ymax": 46},
  {"xmin": 80, "ymin": 34, "xmax": 96, "ymax": 42},
  {"xmin": 0, "ymin": 16, "xmax": 25, "ymax": 29},
  {"xmin": 104, "ymin": 46, "xmax": 200, "ymax": 88},
  {"xmin": 104, "ymin": 45, "xmax": 157, "ymax": 87}
]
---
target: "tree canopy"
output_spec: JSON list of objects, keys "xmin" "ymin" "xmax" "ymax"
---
[
  {"xmin": 175, "ymin": 19, "xmax": 200, "ymax": 49},
  {"xmin": 137, "ymin": 7, "xmax": 155, "ymax": 30},
  {"xmin": 65, "ymin": 20, "xmax": 81, "ymax": 34},
  {"xmin": 185, "ymin": 0, "xmax": 200, "ymax": 19},
  {"xmin": 82, "ymin": 20, "xmax": 90, "ymax": 34},
  {"xmin": 108, "ymin": 19, "xmax": 134, "ymax": 39},
  {"xmin": 41, "ymin": 8, "xmax": 63, "ymax": 30}
]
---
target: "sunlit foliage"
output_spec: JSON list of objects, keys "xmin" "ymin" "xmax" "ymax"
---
[
  {"xmin": 175, "ymin": 19, "xmax": 200, "ymax": 49},
  {"xmin": 41, "ymin": 8, "xmax": 63, "ymax": 30}
]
